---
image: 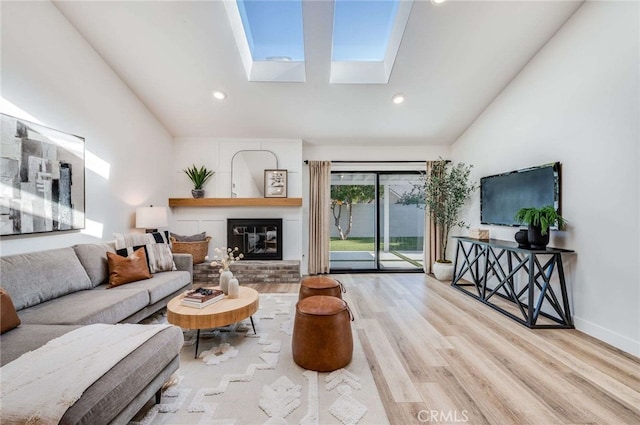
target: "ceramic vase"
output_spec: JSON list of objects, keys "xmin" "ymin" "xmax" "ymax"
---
[
  {"xmin": 432, "ymin": 261, "xmax": 454, "ymax": 281},
  {"xmin": 514, "ymin": 229, "xmax": 530, "ymax": 247},
  {"xmin": 219, "ymin": 270, "xmax": 233, "ymax": 295},
  {"xmin": 191, "ymin": 189, "xmax": 205, "ymax": 198},
  {"xmin": 228, "ymin": 278, "xmax": 239, "ymax": 299},
  {"xmin": 527, "ymin": 224, "xmax": 550, "ymax": 250}
]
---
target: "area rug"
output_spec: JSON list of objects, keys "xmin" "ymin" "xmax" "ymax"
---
[{"xmin": 131, "ymin": 294, "xmax": 389, "ymax": 425}]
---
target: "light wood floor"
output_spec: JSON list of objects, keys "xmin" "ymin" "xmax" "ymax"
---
[{"xmin": 246, "ymin": 274, "xmax": 640, "ymax": 425}]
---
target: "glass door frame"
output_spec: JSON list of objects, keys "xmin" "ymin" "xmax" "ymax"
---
[{"xmin": 329, "ymin": 170, "xmax": 424, "ymax": 273}]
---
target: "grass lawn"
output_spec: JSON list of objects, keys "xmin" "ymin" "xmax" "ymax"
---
[{"xmin": 330, "ymin": 237, "xmax": 423, "ymax": 251}]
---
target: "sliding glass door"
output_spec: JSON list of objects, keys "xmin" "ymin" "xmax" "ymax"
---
[
  {"xmin": 329, "ymin": 172, "xmax": 424, "ymax": 272},
  {"xmin": 329, "ymin": 173, "xmax": 377, "ymax": 270}
]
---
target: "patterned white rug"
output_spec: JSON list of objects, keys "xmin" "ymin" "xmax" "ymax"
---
[{"xmin": 131, "ymin": 294, "xmax": 389, "ymax": 425}]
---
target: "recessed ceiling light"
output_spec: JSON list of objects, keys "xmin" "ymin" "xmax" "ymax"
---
[
  {"xmin": 432, "ymin": 0, "xmax": 447, "ymax": 4},
  {"xmin": 212, "ymin": 90, "xmax": 227, "ymax": 101},
  {"xmin": 392, "ymin": 94, "xmax": 405, "ymax": 104}
]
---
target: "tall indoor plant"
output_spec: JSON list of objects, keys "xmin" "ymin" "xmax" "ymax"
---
[
  {"xmin": 183, "ymin": 165, "xmax": 214, "ymax": 198},
  {"xmin": 425, "ymin": 159, "xmax": 477, "ymax": 280}
]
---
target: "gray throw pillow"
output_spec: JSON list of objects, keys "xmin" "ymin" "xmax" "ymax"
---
[{"xmin": 170, "ymin": 232, "xmax": 207, "ymax": 242}]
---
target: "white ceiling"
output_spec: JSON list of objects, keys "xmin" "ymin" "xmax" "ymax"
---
[{"xmin": 53, "ymin": 0, "xmax": 583, "ymax": 146}]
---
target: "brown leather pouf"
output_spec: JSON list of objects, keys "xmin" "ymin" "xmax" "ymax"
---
[
  {"xmin": 298, "ymin": 276, "xmax": 345, "ymax": 301},
  {"xmin": 292, "ymin": 295, "xmax": 353, "ymax": 372}
]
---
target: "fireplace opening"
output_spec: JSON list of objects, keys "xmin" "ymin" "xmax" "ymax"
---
[{"xmin": 227, "ymin": 218, "xmax": 283, "ymax": 260}]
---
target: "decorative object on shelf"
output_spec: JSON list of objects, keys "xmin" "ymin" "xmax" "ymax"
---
[
  {"xmin": 211, "ymin": 247, "xmax": 243, "ymax": 295},
  {"xmin": 170, "ymin": 235, "xmax": 212, "ymax": 264},
  {"xmin": 264, "ymin": 169, "xmax": 288, "ymax": 198},
  {"xmin": 469, "ymin": 228, "xmax": 490, "ymax": 240},
  {"xmin": 135, "ymin": 205, "xmax": 168, "ymax": 233},
  {"xmin": 231, "ymin": 150, "xmax": 278, "ymax": 198},
  {"xmin": 0, "ymin": 113, "xmax": 85, "ymax": 236},
  {"xmin": 183, "ymin": 165, "xmax": 214, "ymax": 198},
  {"xmin": 423, "ymin": 159, "xmax": 477, "ymax": 280},
  {"xmin": 514, "ymin": 205, "xmax": 566, "ymax": 249},
  {"xmin": 228, "ymin": 277, "xmax": 239, "ymax": 299},
  {"xmin": 514, "ymin": 229, "xmax": 530, "ymax": 247}
]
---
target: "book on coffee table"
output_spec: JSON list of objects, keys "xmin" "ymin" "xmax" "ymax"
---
[{"xmin": 181, "ymin": 289, "xmax": 224, "ymax": 308}]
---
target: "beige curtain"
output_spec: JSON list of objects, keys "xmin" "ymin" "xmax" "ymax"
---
[
  {"xmin": 308, "ymin": 161, "xmax": 331, "ymax": 275},
  {"xmin": 423, "ymin": 161, "xmax": 442, "ymax": 273}
]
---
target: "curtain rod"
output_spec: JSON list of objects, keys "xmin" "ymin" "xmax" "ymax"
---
[{"xmin": 303, "ymin": 160, "xmax": 429, "ymax": 164}]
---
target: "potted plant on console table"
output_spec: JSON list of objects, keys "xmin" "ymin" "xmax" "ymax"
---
[
  {"xmin": 514, "ymin": 205, "xmax": 566, "ymax": 249},
  {"xmin": 424, "ymin": 159, "xmax": 477, "ymax": 281},
  {"xmin": 183, "ymin": 165, "xmax": 214, "ymax": 198}
]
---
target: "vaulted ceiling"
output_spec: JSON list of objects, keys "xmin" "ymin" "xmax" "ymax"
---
[{"xmin": 53, "ymin": 0, "xmax": 583, "ymax": 145}]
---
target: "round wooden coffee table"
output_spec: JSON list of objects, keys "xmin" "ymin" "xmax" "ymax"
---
[{"xmin": 167, "ymin": 286, "xmax": 259, "ymax": 358}]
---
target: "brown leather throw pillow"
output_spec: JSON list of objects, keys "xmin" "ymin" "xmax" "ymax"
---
[
  {"xmin": 0, "ymin": 288, "xmax": 21, "ymax": 334},
  {"xmin": 107, "ymin": 247, "xmax": 152, "ymax": 288}
]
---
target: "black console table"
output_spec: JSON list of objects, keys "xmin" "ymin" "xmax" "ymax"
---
[{"xmin": 451, "ymin": 236, "xmax": 574, "ymax": 329}]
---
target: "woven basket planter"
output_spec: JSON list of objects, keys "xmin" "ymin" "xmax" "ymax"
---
[{"xmin": 170, "ymin": 236, "xmax": 211, "ymax": 264}]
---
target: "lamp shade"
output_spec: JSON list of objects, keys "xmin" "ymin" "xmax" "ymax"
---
[{"xmin": 136, "ymin": 206, "xmax": 168, "ymax": 230}]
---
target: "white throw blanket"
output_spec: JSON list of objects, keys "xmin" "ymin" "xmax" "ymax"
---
[{"xmin": 0, "ymin": 323, "xmax": 171, "ymax": 425}]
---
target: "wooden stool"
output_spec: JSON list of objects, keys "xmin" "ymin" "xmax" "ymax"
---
[
  {"xmin": 299, "ymin": 276, "xmax": 345, "ymax": 301},
  {"xmin": 292, "ymin": 295, "xmax": 353, "ymax": 372}
]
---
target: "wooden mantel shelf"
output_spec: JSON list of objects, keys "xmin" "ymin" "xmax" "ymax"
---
[{"xmin": 168, "ymin": 197, "xmax": 303, "ymax": 207}]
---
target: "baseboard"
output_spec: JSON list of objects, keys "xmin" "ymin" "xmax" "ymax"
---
[{"xmin": 573, "ymin": 316, "xmax": 640, "ymax": 358}]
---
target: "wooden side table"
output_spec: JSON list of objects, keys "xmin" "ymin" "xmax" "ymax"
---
[{"xmin": 167, "ymin": 286, "xmax": 259, "ymax": 357}]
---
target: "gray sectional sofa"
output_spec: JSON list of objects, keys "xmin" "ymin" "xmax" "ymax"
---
[{"xmin": 0, "ymin": 242, "xmax": 193, "ymax": 425}]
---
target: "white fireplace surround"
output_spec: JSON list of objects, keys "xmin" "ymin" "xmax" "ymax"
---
[{"xmin": 170, "ymin": 139, "xmax": 304, "ymax": 272}]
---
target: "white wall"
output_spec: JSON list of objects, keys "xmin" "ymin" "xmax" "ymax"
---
[
  {"xmin": 0, "ymin": 0, "xmax": 174, "ymax": 256},
  {"xmin": 170, "ymin": 138, "xmax": 303, "ymax": 263},
  {"xmin": 451, "ymin": 1, "xmax": 639, "ymax": 356}
]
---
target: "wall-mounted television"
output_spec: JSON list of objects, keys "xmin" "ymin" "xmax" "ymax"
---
[{"xmin": 480, "ymin": 162, "xmax": 561, "ymax": 227}]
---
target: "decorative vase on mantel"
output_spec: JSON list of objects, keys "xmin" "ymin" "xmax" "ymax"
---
[
  {"xmin": 191, "ymin": 189, "xmax": 205, "ymax": 199},
  {"xmin": 228, "ymin": 277, "xmax": 239, "ymax": 299},
  {"xmin": 219, "ymin": 269, "xmax": 233, "ymax": 295}
]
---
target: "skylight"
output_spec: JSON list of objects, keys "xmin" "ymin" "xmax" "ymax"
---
[
  {"xmin": 224, "ymin": 0, "xmax": 413, "ymax": 84},
  {"xmin": 237, "ymin": 0, "xmax": 305, "ymax": 61},
  {"xmin": 332, "ymin": 0, "xmax": 399, "ymax": 61},
  {"xmin": 224, "ymin": 0, "xmax": 306, "ymax": 82},
  {"xmin": 331, "ymin": 0, "xmax": 413, "ymax": 84}
]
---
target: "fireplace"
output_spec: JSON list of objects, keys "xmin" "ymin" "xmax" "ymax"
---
[{"xmin": 227, "ymin": 218, "xmax": 283, "ymax": 260}]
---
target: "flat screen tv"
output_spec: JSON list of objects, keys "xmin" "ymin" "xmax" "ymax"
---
[{"xmin": 480, "ymin": 162, "xmax": 561, "ymax": 227}]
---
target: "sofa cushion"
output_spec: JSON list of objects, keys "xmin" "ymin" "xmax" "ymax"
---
[
  {"xmin": 0, "ymin": 324, "xmax": 81, "ymax": 366},
  {"xmin": 107, "ymin": 248, "xmax": 152, "ymax": 288},
  {"xmin": 114, "ymin": 232, "xmax": 176, "ymax": 273},
  {"xmin": 59, "ymin": 326, "xmax": 183, "ymax": 425},
  {"xmin": 17, "ymin": 287, "xmax": 149, "ymax": 326},
  {"xmin": 73, "ymin": 242, "xmax": 116, "ymax": 287},
  {"xmin": 118, "ymin": 270, "xmax": 191, "ymax": 304},
  {"xmin": 0, "ymin": 289, "xmax": 21, "ymax": 334},
  {"xmin": 0, "ymin": 247, "xmax": 92, "ymax": 311}
]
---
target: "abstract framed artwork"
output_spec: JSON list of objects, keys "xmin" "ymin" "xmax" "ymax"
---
[
  {"xmin": 264, "ymin": 169, "xmax": 287, "ymax": 198},
  {"xmin": 1, "ymin": 113, "xmax": 85, "ymax": 236}
]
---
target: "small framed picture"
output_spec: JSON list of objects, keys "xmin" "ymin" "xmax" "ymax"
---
[{"xmin": 264, "ymin": 169, "xmax": 288, "ymax": 198}]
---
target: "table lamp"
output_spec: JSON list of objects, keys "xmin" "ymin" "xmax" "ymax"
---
[{"xmin": 136, "ymin": 205, "xmax": 168, "ymax": 233}]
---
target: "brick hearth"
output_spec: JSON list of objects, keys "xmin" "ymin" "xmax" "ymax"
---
[{"xmin": 192, "ymin": 260, "xmax": 301, "ymax": 286}]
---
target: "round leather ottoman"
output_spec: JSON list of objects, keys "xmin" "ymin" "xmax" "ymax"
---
[
  {"xmin": 292, "ymin": 295, "xmax": 353, "ymax": 372},
  {"xmin": 298, "ymin": 276, "xmax": 345, "ymax": 301}
]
